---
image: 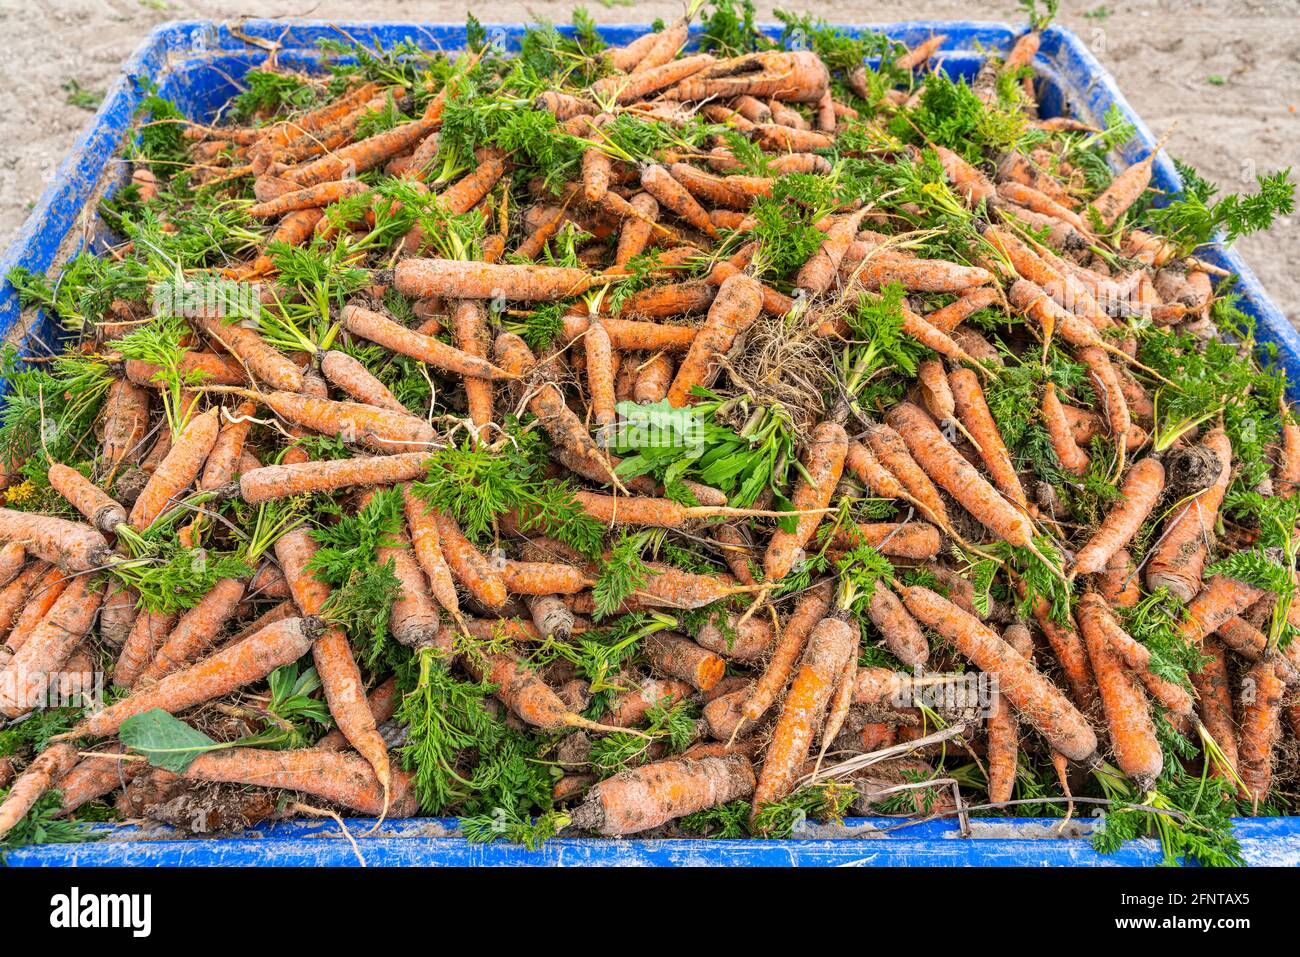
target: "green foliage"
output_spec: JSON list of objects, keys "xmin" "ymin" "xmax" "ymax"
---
[
  {"xmin": 839, "ymin": 283, "xmax": 931, "ymax": 395},
  {"xmin": 131, "ymin": 78, "xmax": 188, "ymax": 177},
  {"xmin": 0, "ymin": 791, "xmax": 99, "ymax": 853},
  {"xmin": 120, "ymin": 708, "xmax": 220, "ymax": 772},
  {"xmin": 460, "ymin": 806, "xmax": 569, "ymax": 849},
  {"xmin": 612, "ymin": 397, "xmax": 799, "ymax": 510},
  {"xmin": 308, "ymin": 489, "xmax": 405, "ymax": 667},
  {"xmin": 0, "ymin": 709, "xmax": 82, "ymax": 758},
  {"xmin": 1144, "ymin": 162, "xmax": 1294, "ymax": 254},
  {"xmin": 698, "ymin": 0, "xmax": 765, "ymax": 55},
  {"xmin": 751, "ymin": 782, "xmax": 857, "ymax": 837},
  {"xmin": 1115, "ymin": 589, "xmax": 1208, "ymax": 689},
  {"xmin": 230, "ymin": 69, "xmax": 321, "ymax": 120},
  {"xmin": 591, "ymin": 531, "xmax": 652, "ymax": 621},
  {"xmin": 588, "ymin": 698, "xmax": 699, "ymax": 777},
  {"xmin": 896, "ymin": 71, "xmax": 1026, "ymax": 164},
  {"xmin": 416, "ymin": 431, "xmax": 604, "ymax": 558}
]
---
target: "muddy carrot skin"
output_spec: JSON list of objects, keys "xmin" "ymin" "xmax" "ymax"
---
[
  {"xmin": 1070, "ymin": 457, "xmax": 1165, "ymax": 576},
  {"xmin": 900, "ymin": 585, "xmax": 1098, "ymax": 762},
  {"xmin": 0, "ymin": 577, "xmax": 104, "ymax": 718},
  {"xmin": 751, "ymin": 615, "xmax": 858, "ymax": 824},
  {"xmin": 47, "ymin": 463, "xmax": 125, "ymax": 534},
  {"xmin": 0, "ymin": 509, "xmax": 110, "ymax": 573},
  {"xmin": 0, "ymin": 743, "xmax": 79, "ymax": 839},
  {"xmin": 1144, "ymin": 429, "xmax": 1232, "ymax": 602},
  {"xmin": 1239, "ymin": 658, "xmax": 1284, "ymax": 805},
  {"xmin": 401, "ymin": 484, "xmax": 460, "ymax": 614},
  {"xmin": 572, "ymin": 754, "xmax": 756, "ymax": 835},
  {"xmin": 239, "ymin": 452, "xmax": 431, "ymax": 504},
  {"xmin": 320, "ymin": 350, "xmax": 410, "ymax": 415},
  {"xmin": 128, "ymin": 408, "xmax": 221, "ymax": 531},
  {"xmin": 763, "ymin": 421, "xmax": 848, "ymax": 582},
  {"xmin": 138, "ymin": 577, "xmax": 247, "ymax": 682}
]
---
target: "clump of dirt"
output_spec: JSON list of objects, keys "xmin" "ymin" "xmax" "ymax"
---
[{"xmin": 1162, "ymin": 443, "xmax": 1223, "ymax": 499}]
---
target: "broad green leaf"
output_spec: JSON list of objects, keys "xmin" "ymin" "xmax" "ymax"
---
[{"xmin": 119, "ymin": 708, "xmax": 221, "ymax": 773}]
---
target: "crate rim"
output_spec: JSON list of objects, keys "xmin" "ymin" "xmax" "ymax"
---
[{"xmin": 2, "ymin": 17, "xmax": 1298, "ymax": 866}]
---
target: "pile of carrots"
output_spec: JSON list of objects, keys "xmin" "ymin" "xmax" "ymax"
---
[{"xmin": 1, "ymin": 5, "xmax": 1297, "ymax": 864}]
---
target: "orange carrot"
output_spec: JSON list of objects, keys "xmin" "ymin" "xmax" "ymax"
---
[
  {"xmin": 66, "ymin": 614, "xmax": 321, "ymax": 739},
  {"xmin": 592, "ymin": 53, "xmax": 716, "ymax": 105},
  {"xmin": 666, "ymin": 273, "xmax": 763, "ymax": 407},
  {"xmin": 127, "ymin": 408, "xmax": 221, "ymax": 530},
  {"xmin": 5, "ymin": 567, "xmax": 68, "ymax": 652},
  {"xmin": 462, "ymin": 650, "xmax": 632, "ymax": 735},
  {"xmin": 1238, "ymin": 657, "xmax": 1284, "ymax": 806},
  {"xmin": 342, "ymin": 302, "xmax": 511, "ymax": 380},
  {"xmin": 0, "ymin": 508, "xmax": 110, "ymax": 573},
  {"xmin": 429, "ymin": 508, "xmax": 507, "ymax": 609},
  {"xmin": 183, "ymin": 747, "xmax": 417, "ymax": 818},
  {"xmin": 0, "ymin": 562, "xmax": 48, "ymax": 642},
  {"xmin": 0, "ymin": 542, "xmax": 24, "ymax": 589},
  {"xmin": 1181, "ymin": 574, "xmax": 1266, "ymax": 644},
  {"xmin": 949, "ymin": 367, "xmax": 1029, "ymax": 509},
  {"xmin": 1191, "ymin": 638, "xmax": 1239, "ymax": 787},
  {"xmin": 640, "ymin": 163, "xmax": 718, "ymax": 238},
  {"xmin": 0, "ymin": 743, "xmax": 78, "ymax": 839},
  {"xmin": 866, "ymin": 583, "xmax": 929, "ymax": 668},
  {"xmin": 1090, "ymin": 149, "xmax": 1160, "ymax": 228},
  {"xmin": 1070, "ymin": 457, "xmax": 1166, "ymax": 576},
  {"xmin": 885, "ymin": 402, "xmax": 1037, "ymax": 549},
  {"xmin": 287, "ymin": 118, "xmax": 435, "ymax": 187},
  {"xmin": 199, "ymin": 401, "xmax": 256, "ymax": 491},
  {"xmin": 764, "ymin": 421, "xmax": 848, "ymax": 581},
  {"xmin": 986, "ymin": 622, "xmax": 1031, "ymax": 805},
  {"xmin": 694, "ymin": 611, "xmax": 774, "ymax": 661},
  {"xmin": 571, "ymin": 754, "xmax": 756, "ymax": 835},
  {"xmin": 1095, "ymin": 548, "xmax": 1141, "ymax": 608},
  {"xmin": 320, "ymin": 349, "xmax": 410, "ymax": 415},
  {"xmin": 644, "ymin": 632, "xmax": 727, "ymax": 692},
  {"xmin": 239, "ymin": 452, "xmax": 430, "ymax": 504},
  {"xmin": 615, "ymin": 193, "xmax": 660, "ymax": 266},
  {"xmin": 274, "ymin": 526, "xmax": 390, "ymax": 793},
  {"xmin": 197, "ymin": 315, "xmax": 304, "ymax": 393},
  {"xmin": 247, "ymin": 178, "xmax": 369, "ymax": 218},
  {"xmin": 1042, "ymin": 382, "xmax": 1090, "ymax": 476},
  {"xmin": 393, "ymin": 257, "xmax": 595, "ymax": 304},
  {"xmin": 632, "ymin": 352, "xmax": 674, "ymax": 404},
  {"xmin": 901, "ymin": 585, "xmax": 1098, "ymax": 762},
  {"xmin": 750, "ymin": 614, "xmax": 858, "ymax": 823},
  {"xmin": 401, "ymin": 484, "xmax": 460, "ymax": 615},
  {"xmin": 114, "ymin": 608, "xmax": 177, "ymax": 690},
  {"xmin": 101, "ymin": 378, "xmax": 151, "ymax": 469},
  {"xmin": 0, "ymin": 577, "xmax": 103, "ymax": 717},
  {"xmin": 259, "ymin": 389, "xmax": 435, "ymax": 455},
  {"xmin": 47, "ymin": 463, "xmax": 125, "ymax": 534},
  {"xmin": 138, "ymin": 577, "xmax": 247, "ymax": 682},
  {"xmin": 1144, "ymin": 429, "xmax": 1232, "ymax": 602}
]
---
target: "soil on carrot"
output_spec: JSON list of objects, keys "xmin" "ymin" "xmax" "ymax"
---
[{"xmin": 0, "ymin": 5, "xmax": 1297, "ymax": 867}]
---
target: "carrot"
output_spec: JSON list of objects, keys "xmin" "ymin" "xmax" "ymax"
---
[
  {"xmin": 601, "ymin": 677, "xmax": 695, "ymax": 729},
  {"xmin": 851, "ymin": 254, "xmax": 995, "ymax": 297},
  {"xmin": 987, "ymin": 622, "xmax": 1034, "ymax": 805},
  {"xmin": 866, "ymin": 583, "xmax": 929, "ymax": 668},
  {"xmin": 247, "ymin": 178, "xmax": 369, "ymax": 218},
  {"xmin": 435, "ymin": 149, "xmax": 507, "ymax": 216},
  {"xmin": 462, "ymin": 650, "xmax": 635, "ymax": 736},
  {"xmin": 536, "ymin": 90, "xmax": 597, "ymax": 121},
  {"xmin": 827, "ymin": 522, "xmax": 943, "ymax": 560},
  {"xmin": 1192, "ymin": 638, "xmax": 1240, "ymax": 786},
  {"xmin": 1070, "ymin": 457, "xmax": 1166, "ymax": 576},
  {"xmin": 429, "ymin": 508, "xmax": 507, "ymax": 609},
  {"xmin": 47, "ymin": 463, "xmax": 125, "ymax": 534},
  {"xmin": 1095, "ymin": 548, "xmax": 1141, "ymax": 607},
  {"xmin": 582, "ymin": 320, "xmax": 618, "ymax": 430},
  {"xmin": 932, "ymin": 145, "xmax": 997, "ymax": 207},
  {"xmin": 949, "ymin": 367, "xmax": 1029, "ymax": 509},
  {"xmin": 341, "ymin": 302, "xmax": 510, "ymax": 381},
  {"xmin": 196, "ymin": 315, "xmax": 303, "ymax": 393},
  {"xmin": 0, "ymin": 576, "xmax": 101, "ymax": 719},
  {"xmin": 669, "ymin": 163, "xmax": 771, "ymax": 210},
  {"xmin": 632, "ymin": 352, "xmax": 674, "ymax": 404},
  {"xmin": 1074, "ymin": 595, "xmax": 1163, "ymax": 787},
  {"xmin": 1238, "ymin": 657, "xmax": 1284, "ymax": 806},
  {"xmin": 0, "ymin": 542, "xmax": 24, "ymax": 589},
  {"xmin": 1144, "ymin": 429, "xmax": 1232, "ymax": 601},
  {"xmin": 1090, "ymin": 148, "xmax": 1160, "ymax": 228},
  {"xmin": 694, "ymin": 611, "xmax": 774, "ymax": 661},
  {"xmin": 901, "ymin": 585, "xmax": 1098, "ymax": 762},
  {"xmin": 380, "ymin": 528, "xmax": 441, "ymax": 647},
  {"xmin": 114, "ymin": 608, "xmax": 177, "ymax": 690},
  {"xmin": 843, "ymin": 437, "xmax": 908, "ymax": 501},
  {"xmin": 137, "ymin": 577, "xmax": 247, "ymax": 683},
  {"xmin": 644, "ymin": 632, "xmax": 727, "ymax": 692},
  {"xmin": 1277, "ymin": 406, "xmax": 1300, "ymax": 498},
  {"xmin": 750, "ymin": 614, "xmax": 858, "ymax": 823},
  {"xmin": 239, "ymin": 452, "xmax": 430, "ymax": 504},
  {"xmin": 5, "ymin": 567, "xmax": 69, "ymax": 652},
  {"xmin": 183, "ymin": 747, "xmax": 416, "ymax": 818},
  {"xmin": 66, "ymin": 614, "xmax": 321, "ymax": 740},
  {"xmin": 571, "ymin": 754, "xmax": 756, "ymax": 836},
  {"xmin": 996, "ymin": 181, "xmax": 1092, "ymax": 236},
  {"xmin": 1181, "ymin": 573, "xmax": 1267, "ymax": 644},
  {"xmin": 666, "ymin": 273, "xmax": 763, "ymax": 407},
  {"xmin": 316, "ymin": 676, "xmax": 399, "ymax": 752},
  {"xmin": 562, "ymin": 314, "xmax": 698, "ymax": 353},
  {"xmin": 591, "ymin": 53, "xmax": 716, "ymax": 105},
  {"xmin": 257, "ymin": 389, "xmax": 435, "ymax": 455},
  {"xmin": 0, "ymin": 507, "xmax": 110, "ymax": 573},
  {"xmin": 320, "ymin": 350, "xmax": 410, "ymax": 415},
  {"xmin": 197, "ymin": 401, "xmax": 256, "ymax": 491},
  {"xmin": 125, "ymin": 351, "xmax": 248, "ymax": 391},
  {"xmin": 862, "ymin": 423, "xmax": 952, "ymax": 527},
  {"xmin": 615, "ymin": 193, "xmax": 659, "ymax": 266},
  {"xmin": 885, "ymin": 402, "xmax": 1038, "ymax": 550},
  {"xmin": 0, "ymin": 743, "xmax": 78, "ymax": 839},
  {"xmin": 615, "ymin": 280, "xmax": 716, "ymax": 320},
  {"xmin": 640, "ymin": 163, "xmax": 719, "ymax": 238},
  {"xmin": 497, "ymin": 559, "xmax": 588, "ymax": 597},
  {"xmin": 401, "ymin": 484, "xmax": 460, "ymax": 615},
  {"xmin": 393, "ymin": 257, "xmax": 595, "ymax": 304},
  {"xmin": 1042, "ymin": 382, "xmax": 1090, "ymax": 477},
  {"xmin": 53, "ymin": 745, "xmax": 150, "ymax": 816},
  {"xmin": 495, "ymin": 333, "xmax": 616, "ymax": 484},
  {"xmin": 100, "ymin": 378, "xmax": 151, "ymax": 469},
  {"xmin": 634, "ymin": 563, "xmax": 740, "ymax": 611},
  {"xmin": 287, "ymin": 118, "xmax": 435, "ymax": 187},
  {"xmin": 764, "ymin": 421, "xmax": 848, "ymax": 581},
  {"xmin": 127, "ymin": 408, "xmax": 221, "ymax": 530}
]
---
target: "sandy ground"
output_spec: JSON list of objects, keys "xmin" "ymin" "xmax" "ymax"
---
[{"xmin": 0, "ymin": 0, "xmax": 1296, "ymax": 317}]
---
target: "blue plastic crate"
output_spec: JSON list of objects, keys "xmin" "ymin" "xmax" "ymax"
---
[{"xmin": 1, "ymin": 19, "xmax": 1297, "ymax": 867}]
